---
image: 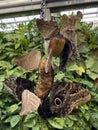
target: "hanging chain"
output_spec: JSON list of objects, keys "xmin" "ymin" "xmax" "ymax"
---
[{"xmin": 40, "ymin": 0, "xmax": 46, "ymax": 20}]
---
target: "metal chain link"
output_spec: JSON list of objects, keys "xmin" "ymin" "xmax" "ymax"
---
[{"xmin": 40, "ymin": 0, "xmax": 46, "ymax": 19}]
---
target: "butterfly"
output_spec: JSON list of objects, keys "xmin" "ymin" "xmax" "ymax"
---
[
  {"xmin": 38, "ymin": 81, "xmax": 91, "ymax": 118},
  {"xmin": 3, "ymin": 58, "xmax": 54, "ymax": 115},
  {"xmin": 3, "ymin": 77, "xmax": 35, "ymax": 100},
  {"xmin": 4, "ymin": 78, "xmax": 91, "ymax": 118},
  {"xmin": 34, "ymin": 58, "xmax": 54, "ymax": 99},
  {"xmin": 3, "ymin": 77, "xmax": 41, "ymax": 116},
  {"xmin": 36, "ymin": 11, "xmax": 83, "ymax": 72}
]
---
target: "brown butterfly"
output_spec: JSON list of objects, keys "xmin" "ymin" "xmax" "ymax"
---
[
  {"xmin": 3, "ymin": 77, "xmax": 41, "ymax": 116},
  {"xmin": 34, "ymin": 58, "xmax": 54, "ymax": 99},
  {"xmin": 3, "ymin": 58, "xmax": 54, "ymax": 116},
  {"xmin": 3, "ymin": 78, "xmax": 91, "ymax": 118},
  {"xmin": 60, "ymin": 11, "xmax": 83, "ymax": 59},
  {"xmin": 13, "ymin": 50, "xmax": 41, "ymax": 71},
  {"xmin": 36, "ymin": 11, "xmax": 83, "ymax": 72},
  {"xmin": 3, "ymin": 77, "xmax": 35, "ymax": 100},
  {"xmin": 38, "ymin": 81, "xmax": 91, "ymax": 118}
]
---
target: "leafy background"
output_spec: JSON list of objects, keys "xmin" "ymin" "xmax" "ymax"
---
[{"xmin": 0, "ymin": 16, "xmax": 98, "ymax": 130}]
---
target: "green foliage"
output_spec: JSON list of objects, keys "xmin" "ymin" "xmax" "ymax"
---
[{"xmin": 0, "ymin": 17, "xmax": 98, "ymax": 130}]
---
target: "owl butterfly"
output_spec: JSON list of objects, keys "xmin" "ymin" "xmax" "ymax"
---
[
  {"xmin": 36, "ymin": 11, "xmax": 83, "ymax": 72},
  {"xmin": 3, "ymin": 77, "xmax": 35, "ymax": 100},
  {"xmin": 3, "ymin": 58, "xmax": 54, "ymax": 115},
  {"xmin": 60, "ymin": 11, "xmax": 83, "ymax": 59},
  {"xmin": 3, "ymin": 77, "xmax": 41, "ymax": 116},
  {"xmin": 38, "ymin": 81, "xmax": 91, "ymax": 118},
  {"xmin": 13, "ymin": 50, "xmax": 41, "ymax": 71}
]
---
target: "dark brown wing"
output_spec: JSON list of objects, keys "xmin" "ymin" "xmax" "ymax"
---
[
  {"xmin": 38, "ymin": 97, "xmax": 53, "ymax": 119},
  {"xmin": 3, "ymin": 77, "xmax": 35, "ymax": 100},
  {"xmin": 36, "ymin": 19, "xmax": 59, "ymax": 39},
  {"xmin": 59, "ymin": 41, "xmax": 72, "ymax": 71},
  {"xmin": 49, "ymin": 81, "xmax": 91, "ymax": 117},
  {"xmin": 38, "ymin": 81, "xmax": 91, "ymax": 118},
  {"xmin": 13, "ymin": 50, "xmax": 41, "ymax": 71}
]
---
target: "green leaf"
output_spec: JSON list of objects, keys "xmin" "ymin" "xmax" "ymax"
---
[
  {"xmin": 91, "ymin": 113, "xmax": 98, "ymax": 129},
  {"xmin": 90, "ymin": 61, "xmax": 98, "ymax": 73},
  {"xmin": 78, "ymin": 44, "xmax": 89, "ymax": 53},
  {"xmin": 84, "ymin": 112, "xmax": 90, "ymax": 121},
  {"xmin": 6, "ymin": 104, "xmax": 19, "ymax": 113},
  {"xmin": 0, "ymin": 61, "xmax": 12, "ymax": 69},
  {"xmin": 10, "ymin": 115, "xmax": 21, "ymax": 128},
  {"xmin": 48, "ymin": 118, "xmax": 65, "ymax": 129},
  {"xmin": 0, "ymin": 75, "xmax": 5, "ymax": 82},
  {"xmin": 85, "ymin": 57, "xmax": 94, "ymax": 69},
  {"xmin": 64, "ymin": 117, "xmax": 74, "ymax": 127},
  {"xmin": 68, "ymin": 63, "xmax": 79, "ymax": 71},
  {"xmin": 55, "ymin": 72, "xmax": 65, "ymax": 81},
  {"xmin": 68, "ymin": 115, "xmax": 78, "ymax": 121},
  {"xmin": 24, "ymin": 113, "xmax": 36, "ymax": 122},
  {"xmin": 86, "ymin": 69, "xmax": 98, "ymax": 80},
  {"xmin": 15, "ymin": 42, "xmax": 21, "ymax": 49},
  {"xmin": 79, "ymin": 104, "xmax": 89, "ymax": 114},
  {"xmin": 4, "ymin": 117, "xmax": 12, "ymax": 123}
]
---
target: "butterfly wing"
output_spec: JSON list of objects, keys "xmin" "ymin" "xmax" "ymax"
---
[
  {"xmin": 13, "ymin": 50, "xmax": 41, "ymax": 71},
  {"xmin": 36, "ymin": 19, "xmax": 59, "ymax": 39},
  {"xmin": 38, "ymin": 97, "xmax": 53, "ymax": 119},
  {"xmin": 3, "ymin": 77, "xmax": 35, "ymax": 100},
  {"xmin": 59, "ymin": 41, "xmax": 72, "ymax": 71},
  {"xmin": 20, "ymin": 89, "xmax": 41, "ymax": 116},
  {"xmin": 60, "ymin": 13, "xmax": 82, "ymax": 60},
  {"xmin": 35, "ymin": 58, "xmax": 54, "ymax": 99},
  {"xmin": 49, "ymin": 81, "xmax": 91, "ymax": 117}
]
